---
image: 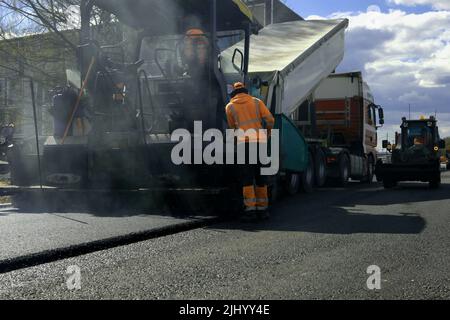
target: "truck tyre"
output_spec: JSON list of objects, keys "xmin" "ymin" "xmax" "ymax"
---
[
  {"xmin": 269, "ymin": 179, "xmax": 281, "ymax": 204},
  {"xmin": 285, "ymin": 172, "xmax": 300, "ymax": 195},
  {"xmin": 383, "ymin": 179, "xmax": 398, "ymax": 189},
  {"xmin": 375, "ymin": 160, "xmax": 383, "ymax": 182},
  {"xmin": 361, "ymin": 156, "xmax": 374, "ymax": 184},
  {"xmin": 335, "ymin": 155, "xmax": 350, "ymax": 187},
  {"xmin": 300, "ymin": 154, "xmax": 315, "ymax": 193},
  {"xmin": 314, "ymin": 149, "xmax": 327, "ymax": 187}
]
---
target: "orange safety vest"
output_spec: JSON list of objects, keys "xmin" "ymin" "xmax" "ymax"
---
[
  {"xmin": 184, "ymin": 29, "xmax": 209, "ymax": 65},
  {"xmin": 226, "ymin": 94, "xmax": 275, "ymax": 143}
]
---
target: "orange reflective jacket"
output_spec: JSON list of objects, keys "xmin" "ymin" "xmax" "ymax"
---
[{"xmin": 226, "ymin": 93, "xmax": 275, "ymax": 143}]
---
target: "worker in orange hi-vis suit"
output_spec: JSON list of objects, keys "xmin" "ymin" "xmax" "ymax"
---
[
  {"xmin": 225, "ymin": 82, "xmax": 275, "ymax": 221},
  {"xmin": 183, "ymin": 27, "xmax": 209, "ymax": 78}
]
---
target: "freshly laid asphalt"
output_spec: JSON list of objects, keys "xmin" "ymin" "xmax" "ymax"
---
[
  {"xmin": 0, "ymin": 206, "xmax": 216, "ymax": 271},
  {"xmin": 0, "ymin": 173, "xmax": 449, "ymax": 299}
]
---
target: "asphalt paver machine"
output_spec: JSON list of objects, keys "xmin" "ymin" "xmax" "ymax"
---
[{"xmin": 6, "ymin": 0, "xmax": 258, "ymax": 212}]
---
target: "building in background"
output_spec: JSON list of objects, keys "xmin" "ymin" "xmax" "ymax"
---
[
  {"xmin": 244, "ymin": 0, "xmax": 303, "ymax": 26},
  {"xmin": 0, "ymin": 32, "xmax": 77, "ymax": 139},
  {"xmin": 0, "ymin": 25, "xmax": 121, "ymax": 139}
]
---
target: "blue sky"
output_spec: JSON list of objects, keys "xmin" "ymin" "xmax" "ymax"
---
[{"xmin": 287, "ymin": 0, "xmax": 434, "ymax": 17}]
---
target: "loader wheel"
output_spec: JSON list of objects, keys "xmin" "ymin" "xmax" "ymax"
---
[
  {"xmin": 285, "ymin": 172, "xmax": 300, "ymax": 195},
  {"xmin": 383, "ymin": 179, "xmax": 398, "ymax": 189},
  {"xmin": 300, "ymin": 154, "xmax": 315, "ymax": 193},
  {"xmin": 314, "ymin": 149, "xmax": 327, "ymax": 188},
  {"xmin": 429, "ymin": 175, "xmax": 441, "ymax": 189}
]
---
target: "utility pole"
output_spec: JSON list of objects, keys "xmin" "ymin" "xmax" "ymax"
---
[
  {"xmin": 409, "ymin": 103, "xmax": 411, "ymax": 120},
  {"xmin": 271, "ymin": 0, "xmax": 274, "ymax": 25}
]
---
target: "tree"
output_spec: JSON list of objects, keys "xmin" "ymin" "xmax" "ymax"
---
[
  {"xmin": 0, "ymin": 1, "xmax": 80, "ymax": 49},
  {"xmin": 0, "ymin": 1, "xmax": 121, "ymax": 80},
  {"xmin": 0, "ymin": 0, "xmax": 121, "ymax": 135}
]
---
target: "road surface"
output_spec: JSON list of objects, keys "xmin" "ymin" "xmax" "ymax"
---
[{"xmin": 0, "ymin": 173, "xmax": 449, "ymax": 299}]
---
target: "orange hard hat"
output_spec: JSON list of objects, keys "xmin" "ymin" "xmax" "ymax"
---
[
  {"xmin": 233, "ymin": 82, "xmax": 245, "ymax": 90},
  {"xmin": 186, "ymin": 28, "xmax": 206, "ymax": 37},
  {"xmin": 230, "ymin": 82, "xmax": 248, "ymax": 98}
]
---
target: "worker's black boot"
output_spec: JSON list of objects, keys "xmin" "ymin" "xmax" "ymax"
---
[
  {"xmin": 256, "ymin": 208, "xmax": 270, "ymax": 221},
  {"xmin": 240, "ymin": 210, "xmax": 257, "ymax": 223}
]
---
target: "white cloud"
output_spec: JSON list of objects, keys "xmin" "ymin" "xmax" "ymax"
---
[
  {"xmin": 66, "ymin": 5, "xmax": 81, "ymax": 29},
  {"xmin": 367, "ymin": 5, "xmax": 382, "ymax": 13},
  {"xmin": 306, "ymin": 7, "xmax": 450, "ymax": 137},
  {"xmin": 398, "ymin": 91, "xmax": 432, "ymax": 103},
  {"xmin": 388, "ymin": 0, "xmax": 450, "ymax": 10}
]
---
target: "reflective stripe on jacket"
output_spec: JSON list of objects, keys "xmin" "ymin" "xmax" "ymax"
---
[{"xmin": 225, "ymin": 93, "xmax": 275, "ymax": 143}]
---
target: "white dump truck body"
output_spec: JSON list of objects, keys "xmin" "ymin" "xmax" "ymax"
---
[
  {"xmin": 314, "ymin": 73, "xmax": 374, "ymax": 104},
  {"xmin": 221, "ymin": 18, "xmax": 349, "ymax": 116}
]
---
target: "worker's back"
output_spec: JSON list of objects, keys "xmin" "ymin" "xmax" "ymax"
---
[
  {"xmin": 227, "ymin": 93, "xmax": 265, "ymax": 131},
  {"xmin": 226, "ymin": 91, "xmax": 274, "ymax": 144}
]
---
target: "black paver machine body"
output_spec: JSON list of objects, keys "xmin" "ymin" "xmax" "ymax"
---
[{"xmin": 8, "ymin": 0, "xmax": 257, "ymax": 202}]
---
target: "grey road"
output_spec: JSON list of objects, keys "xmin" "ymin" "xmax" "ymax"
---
[{"xmin": 0, "ymin": 173, "xmax": 449, "ymax": 299}]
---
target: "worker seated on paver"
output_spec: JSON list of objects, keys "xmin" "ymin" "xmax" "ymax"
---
[
  {"xmin": 183, "ymin": 29, "xmax": 209, "ymax": 73},
  {"xmin": 414, "ymin": 137, "xmax": 425, "ymax": 145},
  {"xmin": 225, "ymin": 82, "xmax": 275, "ymax": 222},
  {"xmin": 182, "ymin": 16, "xmax": 210, "ymax": 80}
]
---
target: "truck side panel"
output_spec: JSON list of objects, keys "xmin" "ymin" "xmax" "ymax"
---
[{"xmin": 315, "ymin": 97, "xmax": 363, "ymax": 146}]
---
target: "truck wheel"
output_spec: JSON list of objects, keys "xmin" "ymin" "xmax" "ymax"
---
[
  {"xmin": 361, "ymin": 157, "xmax": 374, "ymax": 184},
  {"xmin": 314, "ymin": 149, "xmax": 327, "ymax": 187},
  {"xmin": 335, "ymin": 155, "xmax": 350, "ymax": 187},
  {"xmin": 383, "ymin": 179, "xmax": 398, "ymax": 189},
  {"xmin": 375, "ymin": 160, "xmax": 383, "ymax": 182},
  {"xmin": 270, "ymin": 178, "xmax": 281, "ymax": 203},
  {"xmin": 285, "ymin": 172, "xmax": 300, "ymax": 195},
  {"xmin": 300, "ymin": 154, "xmax": 315, "ymax": 193}
]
